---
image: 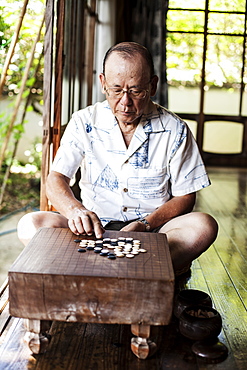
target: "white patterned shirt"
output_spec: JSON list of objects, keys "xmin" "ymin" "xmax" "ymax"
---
[{"xmin": 52, "ymin": 100, "xmax": 210, "ymax": 225}]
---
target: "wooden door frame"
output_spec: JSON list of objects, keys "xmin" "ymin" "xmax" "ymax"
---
[{"xmin": 41, "ymin": 0, "xmax": 98, "ymax": 210}]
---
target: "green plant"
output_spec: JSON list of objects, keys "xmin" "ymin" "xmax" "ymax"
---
[{"xmin": 0, "ymin": 0, "xmax": 45, "ymax": 97}]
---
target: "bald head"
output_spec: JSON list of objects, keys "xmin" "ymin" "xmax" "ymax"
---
[{"xmin": 102, "ymin": 42, "xmax": 155, "ymax": 79}]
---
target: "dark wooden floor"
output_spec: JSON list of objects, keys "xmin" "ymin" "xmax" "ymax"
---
[{"xmin": 0, "ymin": 167, "xmax": 247, "ymax": 369}]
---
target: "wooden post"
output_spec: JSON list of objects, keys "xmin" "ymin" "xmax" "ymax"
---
[
  {"xmin": 53, "ymin": 0, "xmax": 65, "ymax": 159},
  {"xmin": 86, "ymin": 0, "xmax": 97, "ymax": 106},
  {"xmin": 40, "ymin": 0, "xmax": 55, "ymax": 211}
]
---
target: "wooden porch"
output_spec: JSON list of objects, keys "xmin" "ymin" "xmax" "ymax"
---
[{"xmin": 0, "ymin": 166, "xmax": 247, "ymax": 369}]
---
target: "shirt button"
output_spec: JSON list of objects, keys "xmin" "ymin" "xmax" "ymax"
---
[
  {"xmin": 123, "ymin": 188, "xmax": 128, "ymax": 192},
  {"xmin": 123, "ymin": 207, "xmax": 127, "ymax": 212}
]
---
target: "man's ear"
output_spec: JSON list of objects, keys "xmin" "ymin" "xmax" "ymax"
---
[
  {"xmin": 150, "ymin": 75, "xmax": 159, "ymax": 97},
  {"xmin": 99, "ymin": 73, "xmax": 106, "ymax": 94}
]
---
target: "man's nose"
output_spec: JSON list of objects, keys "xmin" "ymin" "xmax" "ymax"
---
[{"xmin": 120, "ymin": 90, "xmax": 133, "ymax": 104}]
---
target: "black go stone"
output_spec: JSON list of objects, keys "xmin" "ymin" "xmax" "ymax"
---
[
  {"xmin": 118, "ymin": 237, "xmax": 125, "ymax": 242},
  {"xmin": 108, "ymin": 255, "xmax": 116, "ymax": 260},
  {"xmin": 100, "ymin": 251, "xmax": 108, "ymax": 256},
  {"xmin": 94, "ymin": 249, "xmax": 102, "ymax": 253},
  {"xmin": 78, "ymin": 248, "xmax": 86, "ymax": 253}
]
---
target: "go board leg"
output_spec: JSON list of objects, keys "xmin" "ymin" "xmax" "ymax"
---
[
  {"xmin": 24, "ymin": 319, "xmax": 52, "ymax": 354},
  {"xmin": 131, "ymin": 324, "xmax": 157, "ymax": 359}
]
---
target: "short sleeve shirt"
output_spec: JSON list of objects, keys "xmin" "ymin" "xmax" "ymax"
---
[{"xmin": 52, "ymin": 100, "xmax": 210, "ymax": 225}]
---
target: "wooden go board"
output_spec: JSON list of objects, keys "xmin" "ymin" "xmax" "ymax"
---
[{"xmin": 9, "ymin": 228, "xmax": 174, "ymax": 326}]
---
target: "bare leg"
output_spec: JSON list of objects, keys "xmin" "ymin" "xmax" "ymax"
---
[
  {"xmin": 17, "ymin": 211, "xmax": 68, "ymax": 246},
  {"xmin": 159, "ymin": 212, "xmax": 218, "ymax": 273}
]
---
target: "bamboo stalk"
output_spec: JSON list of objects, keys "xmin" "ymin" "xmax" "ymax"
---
[
  {"xmin": 0, "ymin": 139, "xmax": 18, "ymax": 207},
  {"xmin": 0, "ymin": 15, "xmax": 45, "ymax": 170},
  {"xmin": 0, "ymin": 0, "xmax": 29, "ymax": 97},
  {"xmin": 0, "ymin": 51, "xmax": 43, "ymax": 207}
]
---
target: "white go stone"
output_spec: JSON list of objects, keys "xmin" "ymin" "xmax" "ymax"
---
[
  {"xmin": 131, "ymin": 250, "xmax": 139, "ymax": 255},
  {"xmin": 116, "ymin": 253, "xmax": 125, "ymax": 258},
  {"xmin": 126, "ymin": 254, "xmax": 135, "ymax": 258}
]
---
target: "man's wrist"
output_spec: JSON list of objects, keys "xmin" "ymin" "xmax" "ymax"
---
[{"xmin": 138, "ymin": 218, "xmax": 151, "ymax": 231}]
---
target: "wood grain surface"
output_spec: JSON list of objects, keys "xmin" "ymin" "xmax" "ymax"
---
[{"xmin": 8, "ymin": 229, "xmax": 174, "ymax": 325}]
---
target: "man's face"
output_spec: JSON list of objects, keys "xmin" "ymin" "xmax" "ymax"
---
[{"xmin": 99, "ymin": 53, "xmax": 158, "ymax": 127}]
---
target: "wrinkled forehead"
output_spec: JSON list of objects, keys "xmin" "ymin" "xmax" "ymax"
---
[{"xmin": 104, "ymin": 52, "xmax": 150, "ymax": 84}]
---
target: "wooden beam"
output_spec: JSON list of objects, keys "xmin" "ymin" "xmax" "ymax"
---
[
  {"xmin": 86, "ymin": 0, "xmax": 97, "ymax": 106},
  {"xmin": 40, "ymin": 0, "xmax": 55, "ymax": 211},
  {"xmin": 53, "ymin": 0, "xmax": 65, "ymax": 158}
]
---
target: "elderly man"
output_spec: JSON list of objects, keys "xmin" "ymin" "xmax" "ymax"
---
[{"xmin": 18, "ymin": 42, "xmax": 218, "ymax": 275}]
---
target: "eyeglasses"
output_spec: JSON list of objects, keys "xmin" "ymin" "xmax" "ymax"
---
[{"xmin": 104, "ymin": 86, "xmax": 149, "ymax": 100}]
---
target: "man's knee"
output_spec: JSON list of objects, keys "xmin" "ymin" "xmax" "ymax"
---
[
  {"xmin": 18, "ymin": 211, "xmax": 49, "ymax": 233},
  {"xmin": 17, "ymin": 211, "xmax": 68, "ymax": 246},
  {"xmin": 158, "ymin": 211, "xmax": 218, "ymax": 269},
  {"xmin": 178, "ymin": 212, "xmax": 218, "ymax": 249},
  {"xmin": 17, "ymin": 212, "xmax": 41, "ymax": 245},
  {"xmin": 194, "ymin": 212, "xmax": 218, "ymax": 244}
]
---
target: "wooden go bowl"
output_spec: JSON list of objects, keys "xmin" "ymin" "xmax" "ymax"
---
[
  {"xmin": 179, "ymin": 305, "xmax": 222, "ymax": 341},
  {"xmin": 174, "ymin": 289, "xmax": 212, "ymax": 318}
]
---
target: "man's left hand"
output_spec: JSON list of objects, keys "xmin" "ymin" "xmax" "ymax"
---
[{"xmin": 120, "ymin": 220, "xmax": 146, "ymax": 232}]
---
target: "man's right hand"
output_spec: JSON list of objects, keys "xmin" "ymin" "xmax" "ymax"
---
[
  {"xmin": 68, "ymin": 208, "xmax": 105, "ymax": 238},
  {"xmin": 46, "ymin": 171, "xmax": 105, "ymax": 238}
]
